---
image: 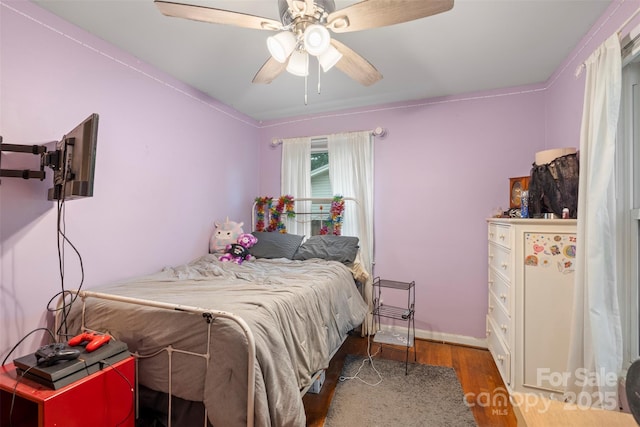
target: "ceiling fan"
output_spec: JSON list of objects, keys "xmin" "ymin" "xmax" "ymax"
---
[{"xmin": 154, "ymin": 0, "xmax": 454, "ymax": 87}]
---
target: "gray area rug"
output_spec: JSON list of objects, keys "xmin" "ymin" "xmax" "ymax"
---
[{"xmin": 325, "ymin": 355, "xmax": 477, "ymax": 427}]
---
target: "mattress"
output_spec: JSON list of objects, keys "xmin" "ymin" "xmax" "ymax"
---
[{"xmin": 64, "ymin": 255, "xmax": 368, "ymax": 427}]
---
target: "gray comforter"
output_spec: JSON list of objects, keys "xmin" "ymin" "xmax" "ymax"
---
[{"xmin": 65, "ymin": 255, "xmax": 368, "ymax": 427}]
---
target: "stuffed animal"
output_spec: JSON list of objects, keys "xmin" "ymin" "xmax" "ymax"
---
[
  {"xmin": 219, "ymin": 233, "xmax": 258, "ymax": 264},
  {"xmin": 209, "ymin": 218, "xmax": 244, "ymax": 254}
]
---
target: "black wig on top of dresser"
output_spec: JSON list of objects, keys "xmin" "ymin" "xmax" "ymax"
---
[{"xmin": 528, "ymin": 152, "xmax": 579, "ymax": 219}]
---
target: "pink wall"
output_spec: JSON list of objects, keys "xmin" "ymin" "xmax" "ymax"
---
[
  {"xmin": 544, "ymin": 0, "xmax": 640, "ymax": 150},
  {"xmin": 258, "ymin": 89, "xmax": 547, "ymax": 339},
  {"xmin": 257, "ymin": 0, "xmax": 640, "ymax": 340},
  {"xmin": 0, "ymin": 0, "xmax": 261, "ymax": 359}
]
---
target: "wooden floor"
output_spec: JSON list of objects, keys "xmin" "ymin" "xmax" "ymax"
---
[{"xmin": 303, "ymin": 334, "xmax": 518, "ymax": 427}]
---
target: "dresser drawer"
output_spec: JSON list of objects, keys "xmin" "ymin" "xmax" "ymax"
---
[
  {"xmin": 488, "ymin": 290, "xmax": 511, "ymax": 345},
  {"xmin": 488, "ymin": 268, "xmax": 511, "ymax": 314},
  {"xmin": 487, "ymin": 315, "xmax": 511, "ymax": 386},
  {"xmin": 488, "ymin": 242, "xmax": 511, "ymax": 280},
  {"xmin": 488, "ymin": 223, "xmax": 511, "ymax": 249}
]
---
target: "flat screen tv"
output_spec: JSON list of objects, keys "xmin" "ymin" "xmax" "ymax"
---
[{"xmin": 47, "ymin": 114, "xmax": 99, "ymax": 201}]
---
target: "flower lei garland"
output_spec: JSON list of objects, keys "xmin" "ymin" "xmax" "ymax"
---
[
  {"xmin": 255, "ymin": 195, "xmax": 295, "ymax": 233},
  {"xmin": 269, "ymin": 195, "xmax": 295, "ymax": 232},
  {"xmin": 320, "ymin": 195, "xmax": 345, "ymax": 236},
  {"xmin": 254, "ymin": 197, "xmax": 272, "ymax": 232}
]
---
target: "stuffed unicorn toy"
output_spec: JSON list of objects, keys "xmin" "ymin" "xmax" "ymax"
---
[
  {"xmin": 219, "ymin": 233, "xmax": 258, "ymax": 264},
  {"xmin": 209, "ymin": 218, "xmax": 244, "ymax": 254}
]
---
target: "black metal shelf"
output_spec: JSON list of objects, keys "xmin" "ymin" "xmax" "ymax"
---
[
  {"xmin": 373, "ymin": 304, "xmax": 414, "ymax": 321},
  {"xmin": 372, "ymin": 276, "xmax": 416, "ymax": 374},
  {"xmin": 375, "ymin": 278, "xmax": 415, "ymax": 291}
]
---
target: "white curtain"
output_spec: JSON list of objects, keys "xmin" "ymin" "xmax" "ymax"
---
[
  {"xmin": 327, "ymin": 131, "xmax": 375, "ymax": 335},
  {"xmin": 566, "ymin": 34, "xmax": 623, "ymax": 408},
  {"xmin": 281, "ymin": 137, "xmax": 312, "ymax": 236}
]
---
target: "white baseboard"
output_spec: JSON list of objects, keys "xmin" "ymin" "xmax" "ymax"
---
[{"xmin": 375, "ymin": 325, "xmax": 487, "ymax": 349}]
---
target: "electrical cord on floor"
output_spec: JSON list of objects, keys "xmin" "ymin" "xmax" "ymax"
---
[
  {"xmin": 338, "ymin": 332, "xmax": 383, "ymax": 386},
  {"xmin": 100, "ymin": 358, "xmax": 135, "ymax": 427}
]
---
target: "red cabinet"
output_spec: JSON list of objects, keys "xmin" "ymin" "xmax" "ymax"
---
[{"xmin": 0, "ymin": 356, "xmax": 135, "ymax": 427}]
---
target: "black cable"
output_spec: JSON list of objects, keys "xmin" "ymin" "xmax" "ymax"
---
[
  {"xmin": 56, "ymin": 196, "xmax": 69, "ymax": 336},
  {"xmin": 48, "ymin": 221, "xmax": 85, "ymax": 337},
  {"xmin": 9, "ymin": 364, "xmax": 36, "ymax": 427},
  {"xmin": 4, "ymin": 158, "xmax": 90, "ymax": 426},
  {"xmin": 101, "ymin": 358, "xmax": 135, "ymax": 426},
  {"xmin": 45, "ymin": 289, "xmax": 81, "ymax": 341},
  {"xmin": 1, "ymin": 327, "xmax": 55, "ymax": 366},
  {"xmin": 54, "ymin": 163, "xmax": 70, "ymax": 336},
  {"xmin": 56, "ymin": 197, "xmax": 67, "ymax": 334},
  {"xmin": 45, "ymin": 174, "xmax": 86, "ymax": 339}
]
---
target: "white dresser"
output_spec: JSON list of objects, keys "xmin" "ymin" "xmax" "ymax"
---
[{"xmin": 487, "ymin": 218, "xmax": 577, "ymax": 395}]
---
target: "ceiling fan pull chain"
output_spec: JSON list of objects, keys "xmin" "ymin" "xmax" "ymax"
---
[{"xmin": 317, "ymin": 60, "xmax": 322, "ymax": 95}]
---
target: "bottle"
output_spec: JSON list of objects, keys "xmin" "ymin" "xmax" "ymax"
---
[
  {"xmin": 521, "ymin": 191, "xmax": 529, "ymax": 218},
  {"xmin": 562, "ymin": 208, "xmax": 569, "ymax": 219}
]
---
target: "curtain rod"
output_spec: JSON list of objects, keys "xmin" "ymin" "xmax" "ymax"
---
[
  {"xmin": 617, "ymin": 6, "xmax": 640, "ymax": 37},
  {"xmin": 270, "ymin": 127, "xmax": 386, "ymax": 147},
  {"xmin": 575, "ymin": 6, "xmax": 640, "ymax": 77}
]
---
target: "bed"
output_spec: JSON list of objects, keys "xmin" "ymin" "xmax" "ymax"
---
[{"xmin": 58, "ymin": 199, "xmax": 369, "ymax": 427}]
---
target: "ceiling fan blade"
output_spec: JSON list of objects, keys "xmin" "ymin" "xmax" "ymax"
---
[
  {"xmin": 331, "ymin": 39, "xmax": 382, "ymax": 86},
  {"xmin": 252, "ymin": 57, "xmax": 288, "ymax": 84},
  {"xmin": 155, "ymin": 0, "xmax": 282, "ymax": 31},
  {"xmin": 327, "ymin": 0, "xmax": 454, "ymax": 33}
]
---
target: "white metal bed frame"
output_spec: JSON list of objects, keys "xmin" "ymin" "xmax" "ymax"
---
[
  {"xmin": 53, "ymin": 197, "xmax": 362, "ymax": 427},
  {"xmin": 57, "ymin": 290, "xmax": 257, "ymax": 427}
]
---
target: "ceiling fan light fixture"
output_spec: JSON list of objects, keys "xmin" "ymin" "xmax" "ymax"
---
[
  {"xmin": 303, "ymin": 24, "xmax": 330, "ymax": 56},
  {"xmin": 286, "ymin": 50, "xmax": 309, "ymax": 76},
  {"xmin": 318, "ymin": 44, "xmax": 342, "ymax": 72},
  {"xmin": 267, "ymin": 31, "xmax": 297, "ymax": 63}
]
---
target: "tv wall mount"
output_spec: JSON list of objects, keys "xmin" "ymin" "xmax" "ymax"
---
[{"xmin": 0, "ymin": 135, "xmax": 62, "ymax": 182}]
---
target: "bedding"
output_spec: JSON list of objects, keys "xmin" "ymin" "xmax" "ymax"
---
[
  {"xmin": 293, "ymin": 235, "xmax": 360, "ymax": 264},
  {"xmin": 249, "ymin": 231, "xmax": 305, "ymax": 259},
  {"xmin": 64, "ymin": 255, "xmax": 367, "ymax": 427}
]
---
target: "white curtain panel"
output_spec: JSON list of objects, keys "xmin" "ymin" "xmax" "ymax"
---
[
  {"xmin": 281, "ymin": 137, "xmax": 312, "ymax": 236},
  {"xmin": 566, "ymin": 33, "xmax": 623, "ymax": 408},
  {"xmin": 327, "ymin": 131, "xmax": 375, "ymax": 335}
]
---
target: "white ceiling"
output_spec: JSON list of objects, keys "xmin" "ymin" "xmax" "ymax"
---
[{"xmin": 33, "ymin": 0, "xmax": 612, "ymax": 122}]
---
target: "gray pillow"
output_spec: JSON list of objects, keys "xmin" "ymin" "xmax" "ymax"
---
[
  {"xmin": 293, "ymin": 235, "xmax": 359, "ymax": 263},
  {"xmin": 249, "ymin": 232, "xmax": 305, "ymax": 259}
]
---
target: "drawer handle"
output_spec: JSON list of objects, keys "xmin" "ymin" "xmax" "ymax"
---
[
  {"xmin": 497, "ymin": 355, "xmax": 505, "ymax": 363},
  {"xmin": 501, "ymin": 263, "xmax": 508, "ymax": 269},
  {"xmin": 488, "ymin": 280, "xmax": 494, "ymax": 286},
  {"xmin": 500, "ymin": 293, "xmax": 507, "ymax": 301},
  {"xmin": 501, "ymin": 324, "xmax": 508, "ymax": 332},
  {"xmin": 489, "ymin": 305, "xmax": 494, "ymax": 312},
  {"xmin": 499, "ymin": 234, "xmax": 505, "ymax": 240},
  {"xmin": 489, "ymin": 232, "xmax": 495, "ymax": 238}
]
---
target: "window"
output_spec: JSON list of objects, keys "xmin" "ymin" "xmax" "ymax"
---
[
  {"xmin": 310, "ymin": 139, "xmax": 330, "ymax": 235},
  {"xmin": 281, "ymin": 131, "xmax": 375, "ymax": 332},
  {"xmin": 618, "ymin": 55, "xmax": 640, "ymax": 367}
]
